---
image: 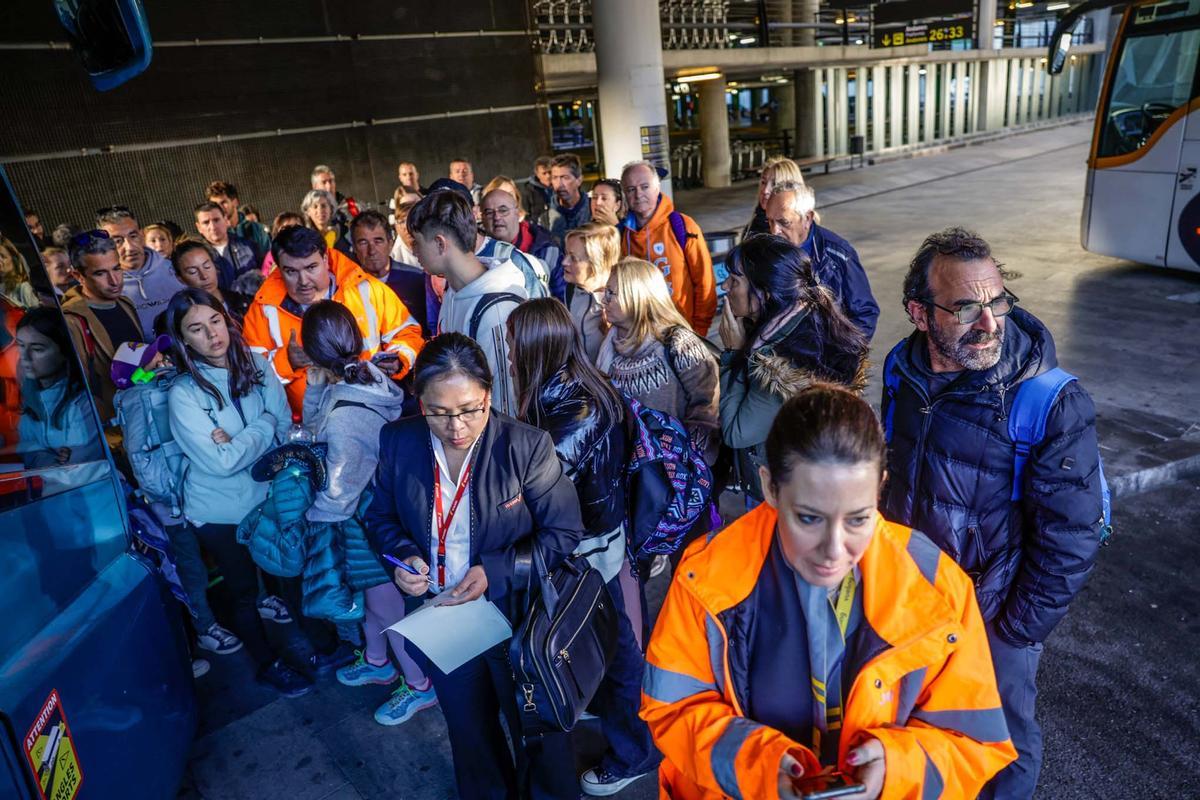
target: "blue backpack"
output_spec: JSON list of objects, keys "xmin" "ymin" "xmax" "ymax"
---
[
  {"xmin": 623, "ymin": 394, "xmax": 715, "ymax": 559},
  {"xmin": 882, "ymin": 342, "xmax": 1112, "ymax": 543},
  {"xmin": 113, "ymin": 370, "xmax": 187, "ymax": 516}
]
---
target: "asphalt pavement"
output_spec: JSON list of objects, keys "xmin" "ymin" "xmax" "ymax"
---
[{"xmin": 179, "ymin": 121, "xmax": 1200, "ymax": 800}]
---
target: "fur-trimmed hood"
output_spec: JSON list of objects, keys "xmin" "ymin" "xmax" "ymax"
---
[{"xmin": 749, "ymin": 350, "xmax": 868, "ymax": 397}]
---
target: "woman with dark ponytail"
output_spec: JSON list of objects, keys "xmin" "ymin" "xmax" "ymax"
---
[
  {"xmin": 718, "ymin": 234, "xmax": 869, "ymax": 503},
  {"xmin": 299, "ymin": 300, "xmax": 436, "ymax": 728}
]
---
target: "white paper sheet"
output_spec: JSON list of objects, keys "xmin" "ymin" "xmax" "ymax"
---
[{"xmin": 387, "ymin": 595, "xmax": 513, "ymax": 674}]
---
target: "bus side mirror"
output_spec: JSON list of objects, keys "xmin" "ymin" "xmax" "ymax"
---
[
  {"xmin": 1049, "ymin": 30, "xmax": 1075, "ymax": 75},
  {"xmin": 53, "ymin": 0, "xmax": 152, "ymax": 91}
]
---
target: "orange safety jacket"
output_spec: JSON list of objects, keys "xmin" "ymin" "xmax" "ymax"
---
[
  {"xmin": 620, "ymin": 193, "xmax": 717, "ymax": 336},
  {"xmin": 641, "ymin": 503, "xmax": 1016, "ymax": 800},
  {"xmin": 242, "ymin": 250, "xmax": 424, "ymax": 413}
]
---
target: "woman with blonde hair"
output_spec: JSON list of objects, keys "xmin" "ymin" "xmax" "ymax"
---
[
  {"xmin": 744, "ymin": 155, "xmax": 807, "ymax": 238},
  {"xmin": 0, "ymin": 236, "xmax": 37, "ymax": 308},
  {"xmin": 563, "ymin": 222, "xmax": 619, "ymax": 362},
  {"xmin": 598, "ymin": 257, "xmax": 719, "ymax": 462}
]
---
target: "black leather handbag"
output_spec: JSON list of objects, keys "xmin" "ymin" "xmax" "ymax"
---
[{"xmin": 509, "ymin": 545, "xmax": 619, "ymax": 737}]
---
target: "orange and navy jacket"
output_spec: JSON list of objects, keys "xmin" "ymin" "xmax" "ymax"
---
[
  {"xmin": 641, "ymin": 503, "xmax": 1016, "ymax": 800},
  {"xmin": 620, "ymin": 194, "xmax": 717, "ymax": 336},
  {"xmin": 242, "ymin": 250, "xmax": 424, "ymax": 412}
]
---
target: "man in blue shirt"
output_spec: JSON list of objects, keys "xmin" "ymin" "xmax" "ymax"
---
[{"xmin": 766, "ymin": 181, "xmax": 879, "ymax": 342}]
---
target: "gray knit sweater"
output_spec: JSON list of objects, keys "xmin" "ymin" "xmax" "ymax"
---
[
  {"xmin": 596, "ymin": 325, "xmax": 720, "ymax": 462},
  {"xmin": 302, "ymin": 362, "xmax": 407, "ymax": 523}
]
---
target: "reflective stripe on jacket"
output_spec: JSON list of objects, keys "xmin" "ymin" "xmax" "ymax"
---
[
  {"xmin": 641, "ymin": 503, "xmax": 1016, "ymax": 800},
  {"xmin": 242, "ymin": 249, "xmax": 424, "ymax": 412}
]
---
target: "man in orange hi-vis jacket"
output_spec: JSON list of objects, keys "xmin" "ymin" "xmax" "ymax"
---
[
  {"xmin": 243, "ymin": 226, "xmax": 423, "ymax": 413},
  {"xmin": 641, "ymin": 387, "xmax": 1015, "ymax": 800},
  {"xmin": 619, "ymin": 161, "xmax": 716, "ymax": 336}
]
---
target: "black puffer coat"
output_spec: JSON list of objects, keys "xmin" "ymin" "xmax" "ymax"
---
[
  {"xmin": 528, "ymin": 367, "xmax": 626, "ymax": 537},
  {"xmin": 880, "ymin": 308, "xmax": 1105, "ymax": 646}
]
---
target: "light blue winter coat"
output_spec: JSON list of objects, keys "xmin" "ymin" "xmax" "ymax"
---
[
  {"xmin": 17, "ymin": 377, "xmax": 105, "ymax": 468},
  {"xmin": 168, "ymin": 354, "xmax": 290, "ymax": 525}
]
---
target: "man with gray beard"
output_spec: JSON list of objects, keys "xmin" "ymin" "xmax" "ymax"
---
[{"xmin": 879, "ymin": 228, "xmax": 1106, "ymax": 800}]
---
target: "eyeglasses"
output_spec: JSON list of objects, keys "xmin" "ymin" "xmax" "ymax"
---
[
  {"xmin": 925, "ymin": 291, "xmax": 1018, "ymax": 325},
  {"xmin": 69, "ymin": 229, "xmax": 111, "ymax": 250},
  {"xmin": 422, "ymin": 405, "xmax": 487, "ymax": 425}
]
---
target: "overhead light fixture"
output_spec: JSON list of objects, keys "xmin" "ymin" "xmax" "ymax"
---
[
  {"xmin": 1015, "ymin": 2, "xmax": 1033, "ymax": 7},
  {"xmin": 855, "ymin": 38, "xmax": 864, "ymax": 44},
  {"xmin": 1046, "ymin": 2, "xmax": 1069, "ymax": 8},
  {"xmin": 835, "ymin": 17, "xmax": 845, "ymax": 23},
  {"xmin": 918, "ymin": 68, "xmax": 927, "ymax": 74},
  {"xmin": 677, "ymin": 82, "xmax": 691, "ymax": 93},
  {"xmin": 739, "ymin": 36, "xmax": 757, "ymax": 44},
  {"xmin": 671, "ymin": 94, "xmax": 681, "ymax": 100},
  {"xmin": 677, "ymin": 71, "xmax": 722, "ymax": 82}
]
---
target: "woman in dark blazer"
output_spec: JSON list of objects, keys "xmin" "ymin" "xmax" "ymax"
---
[{"xmin": 364, "ymin": 332, "xmax": 585, "ymax": 800}]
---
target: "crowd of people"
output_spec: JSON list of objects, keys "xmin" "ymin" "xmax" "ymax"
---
[{"xmin": 6, "ymin": 150, "xmax": 1109, "ymax": 800}]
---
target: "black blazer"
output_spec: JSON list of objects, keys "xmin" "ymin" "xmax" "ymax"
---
[{"xmin": 364, "ymin": 411, "xmax": 585, "ymax": 620}]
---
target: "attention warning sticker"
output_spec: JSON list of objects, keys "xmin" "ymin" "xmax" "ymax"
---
[{"xmin": 23, "ymin": 690, "xmax": 83, "ymax": 800}]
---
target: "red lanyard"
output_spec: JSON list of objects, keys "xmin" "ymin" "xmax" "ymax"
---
[{"xmin": 433, "ymin": 456, "xmax": 473, "ymax": 588}]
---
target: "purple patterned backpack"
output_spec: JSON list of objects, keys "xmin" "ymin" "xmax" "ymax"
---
[{"xmin": 623, "ymin": 394, "xmax": 715, "ymax": 559}]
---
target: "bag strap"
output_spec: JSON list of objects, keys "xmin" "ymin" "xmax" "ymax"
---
[
  {"xmin": 531, "ymin": 544, "xmax": 560, "ymax": 617},
  {"xmin": 1007, "ymin": 367, "xmax": 1076, "ymax": 502},
  {"xmin": 667, "ymin": 211, "xmax": 694, "ymax": 249},
  {"xmin": 468, "ymin": 292, "xmax": 524, "ymax": 341},
  {"xmin": 332, "ymin": 398, "xmax": 386, "ymax": 419},
  {"xmin": 881, "ymin": 339, "xmax": 907, "ymax": 444}
]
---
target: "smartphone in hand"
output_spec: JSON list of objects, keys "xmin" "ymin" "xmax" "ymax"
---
[{"xmin": 793, "ymin": 772, "xmax": 866, "ymax": 800}]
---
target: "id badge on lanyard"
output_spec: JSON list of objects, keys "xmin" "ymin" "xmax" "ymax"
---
[{"xmin": 433, "ymin": 458, "xmax": 473, "ymax": 589}]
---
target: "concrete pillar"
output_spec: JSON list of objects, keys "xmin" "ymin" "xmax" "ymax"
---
[
  {"xmin": 906, "ymin": 65, "xmax": 920, "ymax": 146},
  {"xmin": 796, "ymin": 68, "xmax": 821, "ymax": 158},
  {"xmin": 798, "ymin": 0, "xmax": 819, "ymax": 47},
  {"xmin": 871, "ymin": 66, "xmax": 886, "ymax": 152},
  {"xmin": 1006, "ymin": 57, "xmax": 1021, "ymax": 126},
  {"xmin": 889, "ymin": 63, "xmax": 904, "ymax": 147},
  {"xmin": 776, "ymin": 0, "xmax": 794, "ymax": 48},
  {"xmin": 772, "ymin": 82, "xmax": 797, "ymax": 141},
  {"xmin": 594, "ymin": 0, "xmax": 672, "ymax": 192},
  {"xmin": 832, "ymin": 68, "xmax": 850, "ymax": 155},
  {"xmin": 978, "ymin": 0, "xmax": 997, "ymax": 49},
  {"xmin": 922, "ymin": 65, "xmax": 936, "ymax": 143},
  {"xmin": 1023, "ymin": 58, "xmax": 1036, "ymax": 121},
  {"xmin": 698, "ymin": 76, "xmax": 732, "ymax": 187},
  {"xmin": 940, "ymin": 63, "xmax": 953, "ymax": 138},
  {"xmin": 854, "ymin": 68, "xmax": 869, "ymax": 142},
  {"xmin": 954, "ymin": 61, "xmax": 969, "ymax": 136}
]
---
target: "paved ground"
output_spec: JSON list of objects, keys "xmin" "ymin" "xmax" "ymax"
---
[{"xmin": 179, "ymin": 122, "xmax": 1200, "ymax": 799}]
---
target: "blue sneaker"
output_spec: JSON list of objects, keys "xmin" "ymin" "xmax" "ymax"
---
[
  {"xmin": 336, "ymin": 651, "xmax": 399, "ymax": 687},
  {"xmin": 373, "ymin": 680, "xmax": 437, "ymax": 726}
]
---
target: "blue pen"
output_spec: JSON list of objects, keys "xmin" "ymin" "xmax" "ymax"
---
[{"xmin": 383, "ymin": 554, "xmax": 434, "ymax": 585}]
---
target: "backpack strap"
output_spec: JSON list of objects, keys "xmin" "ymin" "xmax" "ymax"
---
[
  {"xmin": 1007, "ymin": 367, "xmax": 1076, "ymax": 502},
  {"xmin": 332, "ymin": 399, "xmax": 386, "ymax": 419},
  {"xmin": 881, "ymin": 339, "xmax": 907, "ymax": 444},
  {"xmin": 467, "ymin": 292, "xmax": 524, "ymax": 341},
  {"xmin": 667, "ymin": 211, "xmax": 694, "ymax": 249}
]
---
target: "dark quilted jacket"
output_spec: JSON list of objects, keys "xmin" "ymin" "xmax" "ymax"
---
[
  {"xmin": 880, "ymin": 308, "xmax": 1105, "ymax": 646},
  {"xmin": 528, "ymin": 367, "xmax": 627, "ymax": 536}
]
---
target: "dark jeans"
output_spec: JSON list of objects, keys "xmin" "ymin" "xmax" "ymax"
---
[
  {"xmin": 167, "ymin": 523, "xmax": 217, "ymax": 631},
  {"xmin": 593, "ymin": 576, "xmax": 661, "ymax": 778},
  {"xmin": 428, "ymin": 643, "xmax": 576, "ymax": 800},
  {"xmin": 191, "ymin": 522, "xmax": 275, "ymax": 666},
  {"xmin": 979, "ymin": 623, "xmax": 1044, "ymax": 800}
]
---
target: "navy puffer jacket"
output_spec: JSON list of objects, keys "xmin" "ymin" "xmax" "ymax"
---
[{"xmin": 880, "ymin": 308, "xmax": 1105, "ymax": 646}]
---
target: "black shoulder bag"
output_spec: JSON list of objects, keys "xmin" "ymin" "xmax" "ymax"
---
[{"xmin": 509, "ymin": 544, "xmax": 618, "ymax": 738}]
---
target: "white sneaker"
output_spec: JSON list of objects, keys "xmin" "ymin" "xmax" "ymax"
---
[
  {"xmin": 192, "ymin": 658, "xmax": 211, "ymax": 679},
  {"xmin": 257, "ymin": 595, "xmax": 293, "ymax": 624},
  {"xmin": 196, "ymin": 623, "xmax": 243, "ymax": 655},
  {"xmin": 580, "ymin": 768, "xmax": 651, "ymax": 797}
]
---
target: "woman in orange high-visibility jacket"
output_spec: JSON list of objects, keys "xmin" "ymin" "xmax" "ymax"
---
[{"xmin": 641, "ymin": 384, "xmax": 1016, "ymax": 800}]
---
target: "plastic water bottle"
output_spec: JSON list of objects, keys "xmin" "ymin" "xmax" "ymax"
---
[{"xmin": 286, "ymin": 413, "xmax": 313, "ymax": 444}]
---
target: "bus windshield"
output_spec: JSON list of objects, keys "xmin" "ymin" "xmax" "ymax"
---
[{"xmin": 1097, "ymin": 4, "xmax": 1200, "ymax": 157}]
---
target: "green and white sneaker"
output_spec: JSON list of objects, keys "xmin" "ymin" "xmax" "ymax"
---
[
  {"xmin": 336, "ymin": 651, "xmax": 399, "ymax": 687},
  {"xmin": 373, "ymin": 680, "xmax": 438, "ymax": 726}
]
